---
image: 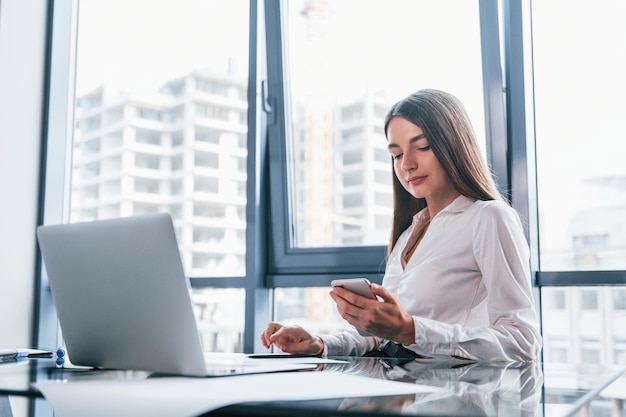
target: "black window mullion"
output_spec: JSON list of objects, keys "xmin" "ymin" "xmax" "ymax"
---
[
  {"xmin": 243, "ymin": 0, "xmax": 271, "ymax": 353},
  {"xmin": 479, "ymin": 0, "xmax": 509, "ymax": 199},
  {"xmin": 502, "ymin": 0, "xmax": 540, "ymax": 272},
  {"xmin": 538, "ymin": 271, "xmax": 626, "ymax": 287}
]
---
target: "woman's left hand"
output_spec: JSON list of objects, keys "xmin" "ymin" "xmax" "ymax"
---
[{"xmin": 329, "ymin": 284, "xmax": 415, "ymax": 345}]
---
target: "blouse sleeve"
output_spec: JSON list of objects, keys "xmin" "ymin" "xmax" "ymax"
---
[
  {"xmin": 320, "ymin": 330, "xmax": 382, "ymax": 357},
  {"xmin": 407, "ymin": 202, "xmax": 542, "ymax": 362}
]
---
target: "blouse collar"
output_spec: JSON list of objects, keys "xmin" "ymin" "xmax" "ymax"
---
[{"xmin": 412, "ymin": 195, "xmax": 477, "ymax": 222}]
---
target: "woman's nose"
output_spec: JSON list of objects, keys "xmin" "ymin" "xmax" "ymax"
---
[{"xmin": 401, "ymin": 155, "xmax": 415, "ymax": 171}]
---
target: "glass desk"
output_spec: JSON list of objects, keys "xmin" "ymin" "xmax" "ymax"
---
[{"xmin": 1, "ymin": 356, "xmax": 624, "ymax": 417}]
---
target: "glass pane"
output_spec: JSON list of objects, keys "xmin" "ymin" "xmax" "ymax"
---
[
  {"xmin": 273, "ymin": 287, "xmax": 353, "ymax": 334},
  {"xmin": 533, "ymin": 1, "xmax": 626, "ymax": 271},
  {"xmin": 191, "ymin": 288, "xmax": 245, "ymax": 353},
  {"xmin": 541, "ymin": 287, "xmax": 626, "ymax": 366},
  {"xmin": 284, "ymin": 0, "xmax": 486, "ymax": 248},
  {"xmin": 71, "ymin": 0, "xmax": 249, "ymax": 277}
]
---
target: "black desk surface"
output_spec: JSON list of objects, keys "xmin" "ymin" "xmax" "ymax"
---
[{"xmin": 1, "ymin": 356, "xmax": 624, "ymax": 417}]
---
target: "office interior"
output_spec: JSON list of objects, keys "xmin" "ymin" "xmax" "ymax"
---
[{"xmin": 1, "ymin": 0, "xmax": 626, "ymax": 415}]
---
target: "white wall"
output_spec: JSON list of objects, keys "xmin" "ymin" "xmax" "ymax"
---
[{"xmin": 0, "ymin": 0, "xmax": 48, "ymax": 347}]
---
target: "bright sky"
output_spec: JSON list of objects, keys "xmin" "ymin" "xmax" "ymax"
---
[
  {"xmin": 76, "ymin": 0, "xmax": 483, "ymax": 120},
  {"xmin": 75, "ymin": 0, "xmax": 249, "ymax": 95},
  {"xmin": 531, "ymin": 1, "xmax": 626, "ymax": 251},
  {"xmin": 286, "ymin": 0, "xmax": 484, "ymax": 115}
]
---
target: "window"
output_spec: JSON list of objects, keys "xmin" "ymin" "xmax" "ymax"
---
[
  {"xmin": 191, "ymin": 288, "xmax": 245, "ymax": 352},
  {"xmin": 550, "ymin": 289, "xmax": 566, "ymax": 310},
  {"xmin": 106, "ymin": 106, "xmax": 124, "ymax": 124},
  {"xmin": 194, "ymin": 177, "xmax": 219, "ymax": 194},
  {"xmin": 533, "ymin": 0, "xmax": 626, "ymax": 367},
  {"xmin": 166, "ymin": 105, "xmax": 186, "ymax": 124},
  {"xmin": 615, "ymin": 342, "xmax": 626, "ymax": 365},
  {"xmin": 197, "ymin": 79, "xmax": 229, "ymax": 96},
  {"xmin": 266, "ymin": 0, "xmax": 490, "ymax": 281},
  {"xmin": 547, "ymin": 345, "xmax": 569, "ymax": 364},
  {"xmin": 614, "ymin": 289, "xmax": 626, "ymax": 310},
  {"xmin": 194, "ymin": 151, "xmax": 219, "ymax": 170},
  {"xmin": 581, "ymin": 342, "xmax": 602, "ymax": 365},
  {"xmin": 374, "ymin": 170, "xmax": 391, "ymax": 186},
  {"xmin": 580, "ymin": 289, "xmax": 599, "ymax": 310},
  {"xmin": 136, "ymin": 106, "xmax": 162, "ymax": 122},
  {"xmin": 272, "ymin": 0, "xmax": 486, "ymax": 250},
  {"xmin": 340, "ymin": 128, "xmax": 363, "ymax": 145},
  {"xmin": 373, "ymin": 148, "xmax": 390, "ymax": 164},
  {"xmin": 71, "ymin": 0, "xmax": 249, "ymax": 276},
  {"xmin": 533, "ymin": 1, "xmax": 626, "ymax": 272},
  {"xmin": 134, "ymin": 178, "xmax": 160, "ymax": 195},
  {"xmin": 43, "ymin": 0, "xmax": 250, "ymax": 353},
  {"xmin": 135, "ymin": 154, "xmax": 160, "ymax": 170},
  {"xmin": 342, "ymin": 171, "xmax": 362, "ymax": 187},
  {"xmin": 342, "ymin": 149, "xmax": 363, "ymax": 165},
  {"xmin": 43, "ymin": 0, "xmax": 626, "ymax": 370},
  {"xmin": 135, "ymin": 129, "xmax": 162, "ymax": 146},
  {"xmin": 172, "ymin": 131, "xmax": 185, "ymax": 147}
]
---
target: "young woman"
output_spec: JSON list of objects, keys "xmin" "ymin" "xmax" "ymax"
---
[{"xmin": 261, "ymin": 89, "xmax": 542, "ymax": 362}]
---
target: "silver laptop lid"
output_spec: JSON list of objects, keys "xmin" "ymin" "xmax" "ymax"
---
[{"xmin": 37, "ymin": 213, "xmax": 208, "ymax": 376}]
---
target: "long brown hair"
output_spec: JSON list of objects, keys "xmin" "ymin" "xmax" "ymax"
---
[{"xmin": 384, "ymin": 89, "xmax": 503, "ymax": 254}]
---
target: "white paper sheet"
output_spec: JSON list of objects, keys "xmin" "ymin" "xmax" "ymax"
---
[{"xmin": 35, "ymin": 371, "xmax": 440, "ymax": 417}]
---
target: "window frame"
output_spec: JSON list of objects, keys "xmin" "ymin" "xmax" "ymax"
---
[
  {"xmin": 36, "ymin": 0, "xmax": 79, "ymax": 350},
  {"xmin": 264, "ymin": 0, "xmax": 508, "ymax": 287},
  {"xmin": 37, "ymin": 0, "xmax": 265, "ymax": 351}
]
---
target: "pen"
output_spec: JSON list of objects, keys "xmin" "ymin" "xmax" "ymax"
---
[
  {"xmin": 0, "ymin": 348, "xmax": 54, "ymax": 362},
  {"xmin": 0, "ymin": 349, "xmax": 32, "ymax": 362}
]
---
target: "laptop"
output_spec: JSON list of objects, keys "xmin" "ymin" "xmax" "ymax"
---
[{"xmin": 36, "ymin": 213, "xmax": 315, "ymax": 377}]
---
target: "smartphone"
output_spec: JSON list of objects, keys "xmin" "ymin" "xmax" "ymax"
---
[
  {"xmin": 331, "ymin": 278, "xmax": 376, "ymax": 300},
  {"xmin": 331, "ymin": 278, "xmax": 377, "ymax": 336}
]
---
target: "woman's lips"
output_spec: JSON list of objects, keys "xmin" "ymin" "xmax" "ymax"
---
[{"xmin": 408, "ymin": 175, "xmax": 426, "ymax": 185}]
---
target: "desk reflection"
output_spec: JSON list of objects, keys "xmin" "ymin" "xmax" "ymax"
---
[{"xmin": 323, "ymin": 358, "xmax": 543, "ymax": 416}]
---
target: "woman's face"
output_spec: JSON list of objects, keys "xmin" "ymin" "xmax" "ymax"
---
[{"xmin": 386, "ymin": 116, "xmax": 458, "ymax": 203}]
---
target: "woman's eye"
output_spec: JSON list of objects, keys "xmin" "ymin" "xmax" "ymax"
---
[
  {"xmin": 391, "ymin": 153, "xmax": 402, "ymax": 161},
  {"xmin": 417, "ymin": 145, "xmax": 431, "ymax": 152}
]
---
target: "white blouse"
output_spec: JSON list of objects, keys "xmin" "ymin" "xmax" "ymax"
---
[{"xmin": 322, "ymin": 195, "xmax": 542, "ymax": 362}]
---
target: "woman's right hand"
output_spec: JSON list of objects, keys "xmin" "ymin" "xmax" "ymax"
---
[{"xmin": 260, "ymin": 322, "xmax": 324, "ymax": 355}]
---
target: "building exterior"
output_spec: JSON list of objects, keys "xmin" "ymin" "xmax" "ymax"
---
[
  {"xmin": 333, "ymin": 93, "xmax": 393, "ymax": 247},
  {"xmin": 541, "ymin": 176, "xmax": 626, "ymax": 365},
  {"xmin": 72, "ymin": 68, "xmax": 248, "ymax": 278}
]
